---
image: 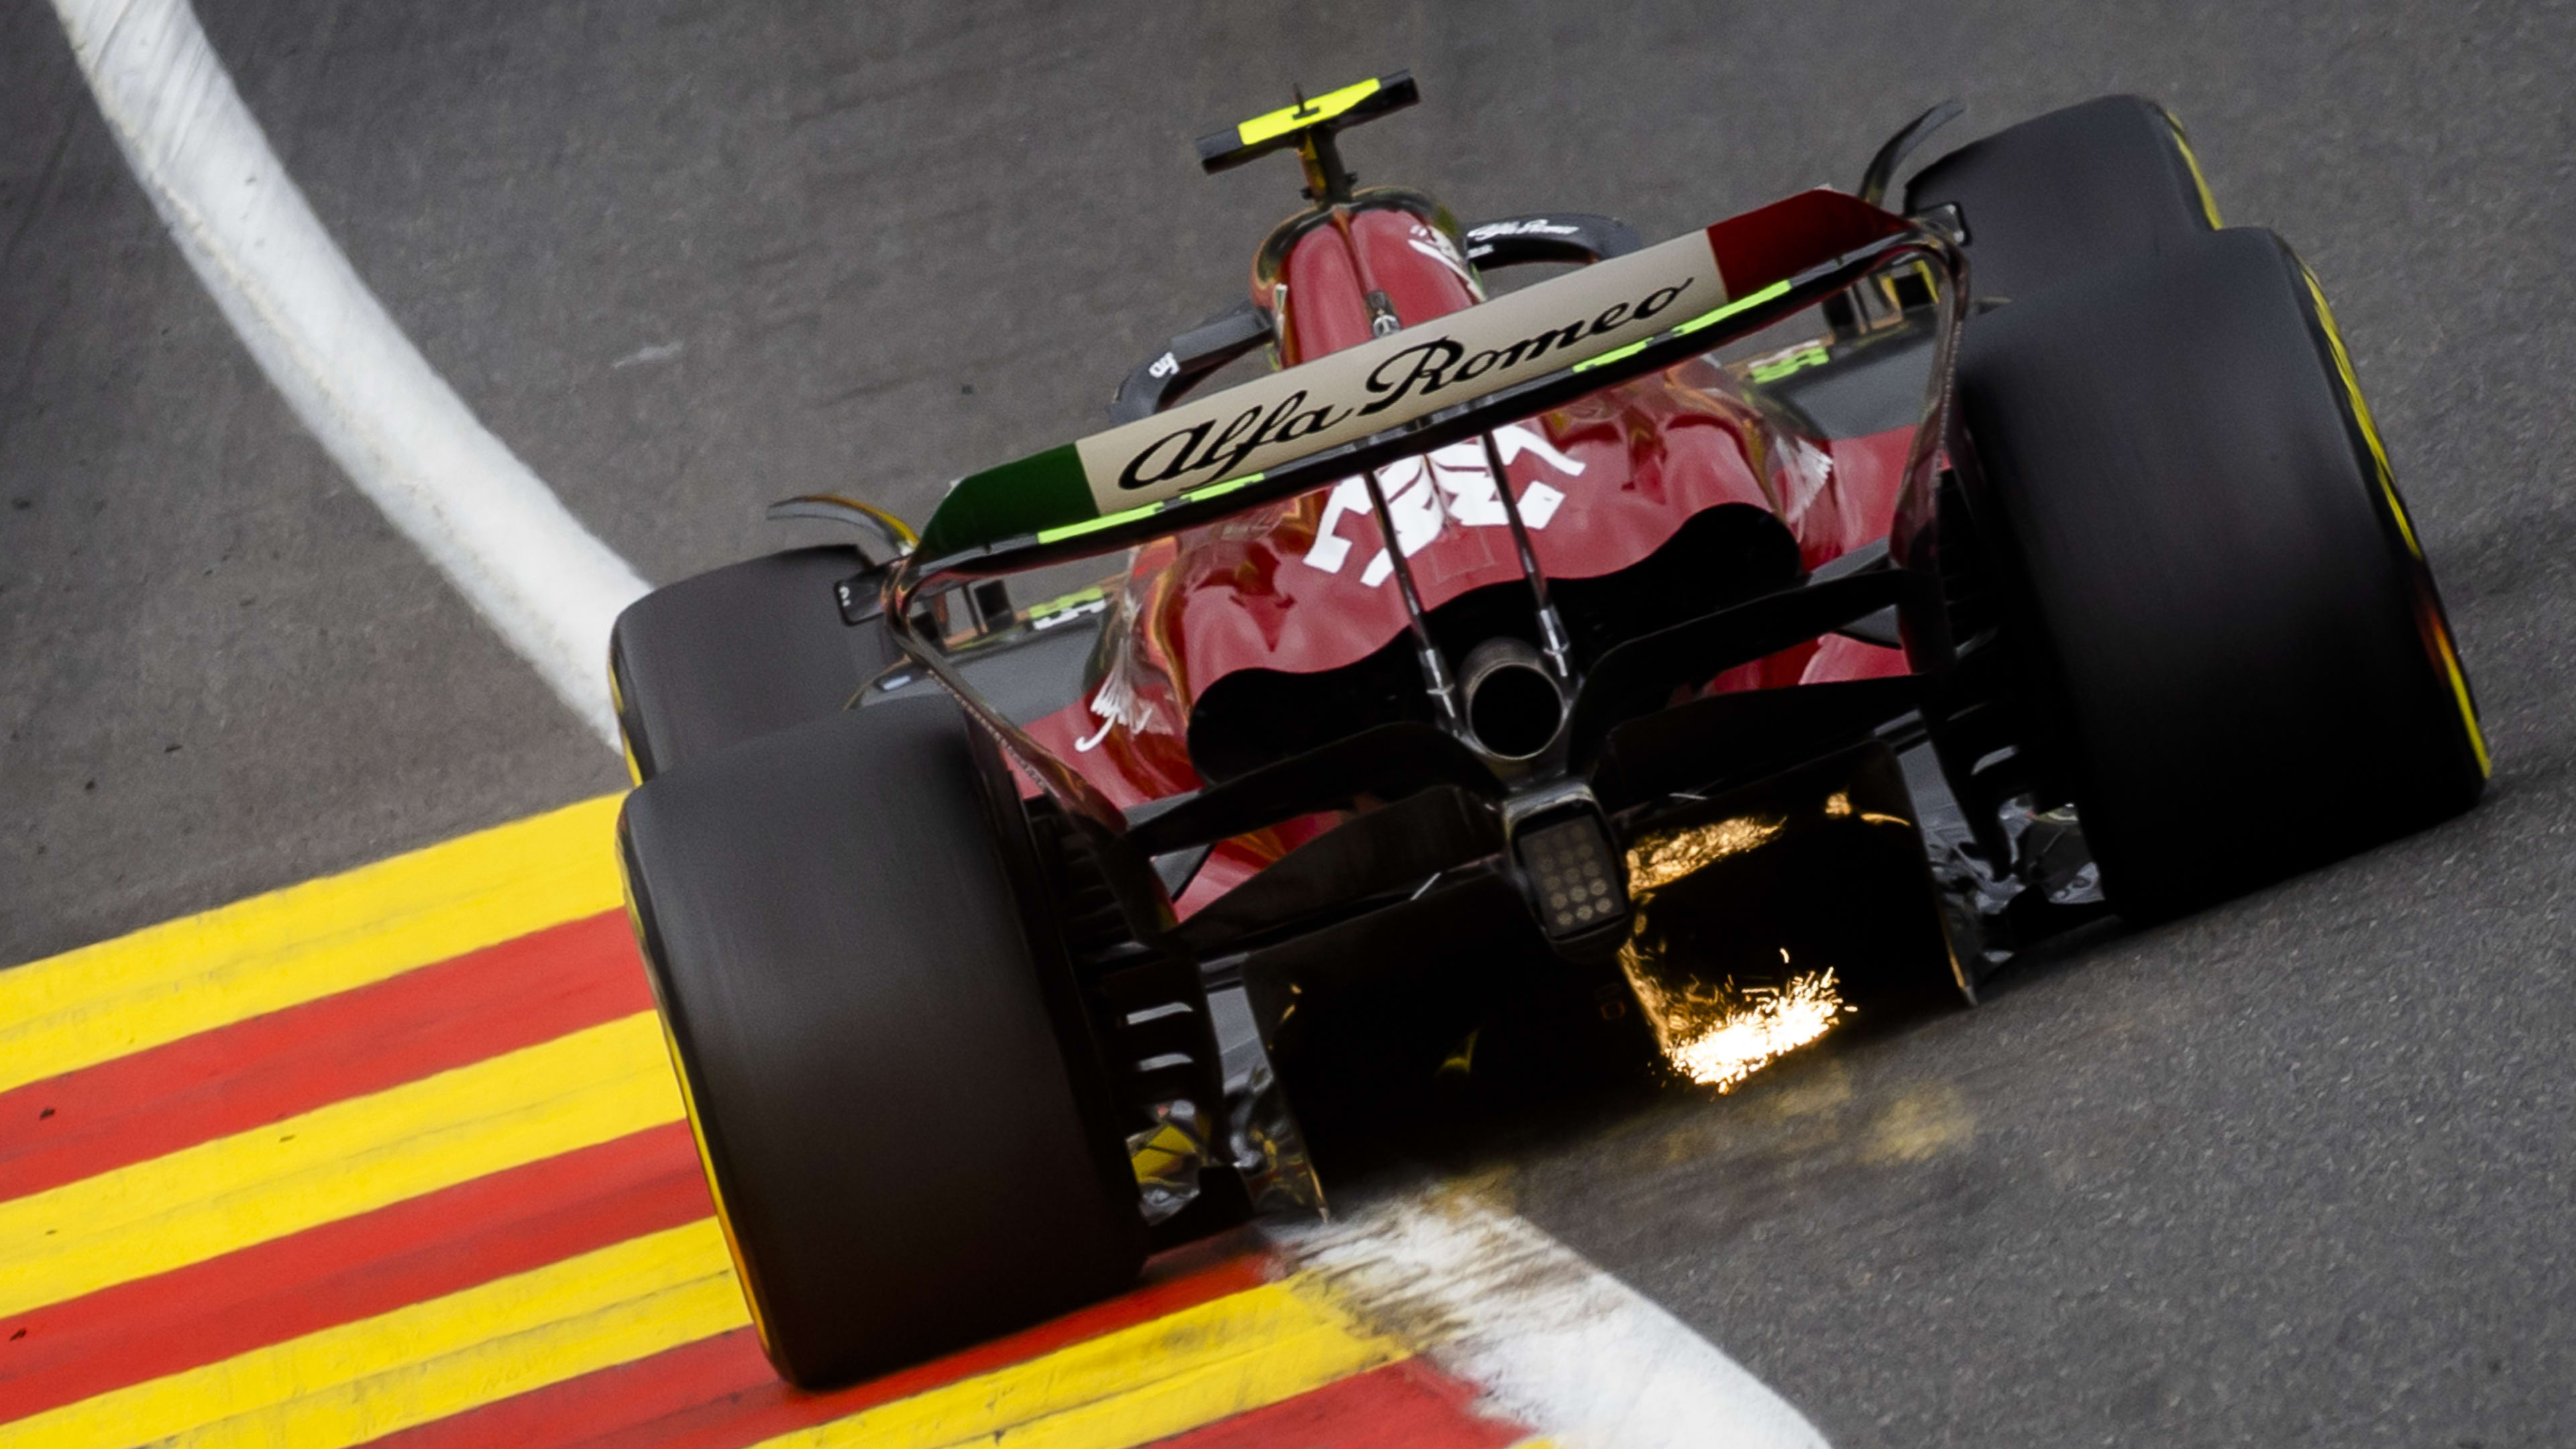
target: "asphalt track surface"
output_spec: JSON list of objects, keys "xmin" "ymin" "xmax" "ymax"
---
[{"xmin": 5, "ymin": 2, "xmax": 2573, "ymax": 1444}]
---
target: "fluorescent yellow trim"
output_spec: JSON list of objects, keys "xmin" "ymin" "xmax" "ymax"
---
[
  {"xmin": 0, "ymin": 1012, "xmax": 681, "ymax": 1319},
  {"xmin": 1747, "ymin": 342, "xmax": 1831, "ymax": 384},
  {"xmin": 1573, "ymin": 279, "xmax": 1796, "ymax": 376},
  {"xmin": 1181, "ymin": 470, "xmax": 1263, "ymax": 504},
  {"xmin": 1237, "ymin": 78, "xmax": 1381, "ymax": 147},
  {"xmin": 1, "ymin": 1221, "xmax": 743, "ymax": 1449},
  {"xmin": 747, "ymin": 1276, "xmax": 1405, "ymax": 1449},
  {"xmin": 1038, "ymin": 497, "xmax": 1163, "ymax": 545},
  {"xmin": 0, "ymin": 794, "xmax": 626, "ymax": 1095},
  {"xmin": 1572, "ymin": 338, "xmax": 1651, "ymax": 373},
  {"xmin": 1024, "ymin": 584, "xmax": 1108, "ymax": 619},
  {"xmin": 1672, "ymin": 279, "xmax": 1793, "ymax": 337}
]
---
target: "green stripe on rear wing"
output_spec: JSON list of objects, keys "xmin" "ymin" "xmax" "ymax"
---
[{"xmin": 914, "ymin": 189, "xmax": 1941, "ymax": 571}]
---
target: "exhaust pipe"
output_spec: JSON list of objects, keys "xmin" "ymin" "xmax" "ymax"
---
[{"xmin": 1460, "ymin": 637, "xmax": 1568, "ymax": 762}]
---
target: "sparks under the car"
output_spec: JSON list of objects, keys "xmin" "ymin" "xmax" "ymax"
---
[
  {"xmin": 1620, "ymin": 813, "xmax": 1851, "ymax": 1088},
  {"xmin": 1620, "ymin": 959, "xmax": 1852, "ymax": 1091},
  {"xmin": 1625, "ymin": 814, "xmax": 1786, "ymax": 893}
]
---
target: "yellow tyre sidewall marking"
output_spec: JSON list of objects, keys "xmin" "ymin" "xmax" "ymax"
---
[
  {"xmin": 2298, "ymin": 264, "xmax": 2491, "ymax": 777},
  {"xmin": 2160, "ymin": 108, "xmax": 2224, "ymax": 229},
  {"xmin": 651, "ymin": 999, "xmax": 775, "ymax": 1358}
]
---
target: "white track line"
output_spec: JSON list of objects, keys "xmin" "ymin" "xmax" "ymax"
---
[
  {"xmin": 52, "ymin": 0, "xmax": 648, "ymax": 748},
  {"xmin": 58, "ymin": 2, "xmax": 1834, "ymax": 1441},
  {"xmin": 1280, "ymin": 1189, "xmax": 1829, "ymax": 1448}
]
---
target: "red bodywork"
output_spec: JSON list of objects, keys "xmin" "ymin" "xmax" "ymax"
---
[{"xmin": 1026, "ymin": 195, "xmax": 1915, "ymax": 911}]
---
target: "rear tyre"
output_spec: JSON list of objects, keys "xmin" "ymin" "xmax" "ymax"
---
[
  {"xmin": 609, "ymin": 546, "xmax": 901, "ymax": 781},
  {"xmin": 1955, "ymin": 227, "xmax": 2487, "ymax": 920},
  {"xmin": 1907, "ymin": 94, "xmax": 2219, "ymax": 305},
  {"xmin": 619, "ymin": 697, "xmax": 1144, "ymax": 1387}
]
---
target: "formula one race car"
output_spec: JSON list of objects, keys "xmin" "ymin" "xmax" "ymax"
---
[{"xmin": 611, "ymin": 76, "xmax": 2488, "ymax": 1387}]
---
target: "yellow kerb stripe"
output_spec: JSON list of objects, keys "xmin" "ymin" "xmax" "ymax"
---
[
  {"xmin": 0, "ymin": 794, "xmax": 627, "ymax": 1096},
  {"xmin": 0, "ymin": 1012, "xmax": 680, "ymax": 1319},
  {"xmin": 1, "ymin": 1220, "xmax": 743, "ymax": 1449},
  {"xmin": 747, "ymin": 1277, "xmax": 1405, "ymax": 1449}
]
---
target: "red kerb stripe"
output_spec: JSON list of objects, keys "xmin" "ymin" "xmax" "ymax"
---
[
  {"xmin": 0, "ymin": 911, "xmax": 649, "ymax": 1200},
  {"xmin": 0, "ymin": 1123, "xmax": 708, "ymax": 1421}
]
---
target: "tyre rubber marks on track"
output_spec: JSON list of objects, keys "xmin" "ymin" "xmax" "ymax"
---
[{"xmin": 1286, "ymin": 1196, "xmax": 1830, "ymax": 1449}]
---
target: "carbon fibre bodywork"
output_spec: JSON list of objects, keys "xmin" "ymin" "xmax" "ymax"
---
[{"xmin": 859, "ymin": 90, "xmax": 1996, "ymax": 1197}]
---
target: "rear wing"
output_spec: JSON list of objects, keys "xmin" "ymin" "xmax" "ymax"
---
[
  {"xmin": 890, "ymin": 187, "xmax": 1965, "ymax": 835},
  {"xmin": 910, "ymin": 189, "xmax": 1949, "ymax": 574}
]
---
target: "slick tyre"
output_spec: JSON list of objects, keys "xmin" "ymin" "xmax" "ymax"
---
[
  {"xmin": 1907, "ymin": 94, "xmax": 2219, "ymax": 305},
  {"xmin": 1955, "ymin": 227, "xmax": 2488, "ymax": 920},
  {"xmin": 609, "ymin": 546, "xmax": 901, "ymax": 781},
  {"xmin": 619, "ymin": 696, "xmax": 1144, "ymax": 1387}
]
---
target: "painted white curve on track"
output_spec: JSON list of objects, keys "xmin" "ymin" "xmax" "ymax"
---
[
  {"xmin": 56, "ymin": 1, "xmax": 1834, "ymax": 1441},
  {"xmin": 51, "ymin": 0, "xmax": 648, "ymax": 749},
  {"xmin": 1279, "ymin": 1189, "xmax": 1831, "ymax": 1448}
]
